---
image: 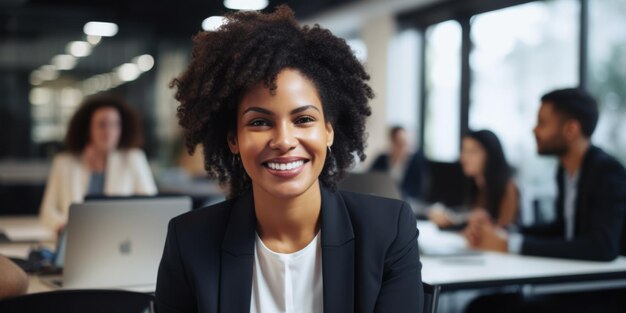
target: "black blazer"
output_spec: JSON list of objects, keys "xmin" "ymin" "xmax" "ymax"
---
[
  {"xmin": 521, "ymin": 145, "xmax": 626, "ymax": 261},
  {"xmin": 155, "ymin": 186, "xmax": 423, "ymax": 313}
]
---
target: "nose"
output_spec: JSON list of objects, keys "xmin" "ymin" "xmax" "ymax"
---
[{"xmin": 269, "ymin": 122, "xmax": 297, "ymax": 152}]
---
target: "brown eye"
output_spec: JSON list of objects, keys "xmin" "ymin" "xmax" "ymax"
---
[
  {"xmin": 249, "ymin": 119, "xmax": 269, "ymax": 127},
  {"xmin": 295, "ymin": 116, "xmax": 315, "ymax": 124}
]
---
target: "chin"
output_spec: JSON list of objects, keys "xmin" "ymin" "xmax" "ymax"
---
[{"xmin": 258, "ymin": 180, "xmax": 319, "ymax": 199}]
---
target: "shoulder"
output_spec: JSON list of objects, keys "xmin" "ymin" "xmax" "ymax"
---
[
  {"xmin": 51, "ymin": 152, "xmax": 80, "ymax": 167},
  {"xmin": 337, "ymin": 189, "xmax": 413, "ymax": 235},
  {"xmin": 586, "ymin": 146, "xmax": 626, "ymax": 197},
  {"xmin": 370, "ymin": 154, "xmax": 389, "ymax": 170},
  {"xmin": 590, "ymin": 147, "xmax": 626, "ymax": 174},
  {"xmin": 338, "ymin": 189, "xmax": 407, "ymax": 213},
  {"xmin": 117, "ymin": 148, "xmax": 147, "ymax": 160},
  {"xmin": 113, "ymin": 149, "xmax": 150, "ymax": 168}
]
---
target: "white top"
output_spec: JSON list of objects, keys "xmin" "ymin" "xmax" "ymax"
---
[{"xmin": 250, "ymin": 232, "xmax": 323, "ymax": 313}]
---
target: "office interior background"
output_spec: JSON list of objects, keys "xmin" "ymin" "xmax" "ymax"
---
[{"xmin": 2, "ymin": 0, "xmax": 625, "ymax": 222}]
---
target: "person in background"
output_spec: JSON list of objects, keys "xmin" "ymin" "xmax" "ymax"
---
[
  {"xmin": 156, "ymin": 6, "xmax": 423, "ymax": 313},
  {"xmin": 371, "ymin": 126, "xmax": 411, "ymax": 183},
  {"xmin": 39, "ymin": 94, "xmax": 157, "ymax": 232},
  {"xmin": 465, "ymin": 88, "xmax": 626, "ymax": 312},
  {"xmin": 429, "ymin": 130, "xmax": 519, "ymax": 230},
  {"xmin": 470, "ymin": 88, "xmax": 626, "ymax": 261},
  {"xmin": 0, "ymin": 255, "xmax": 28, "ymax": 299},
  {"xmin": 370, "ymin": 126, "xmax": 426, "ymax": 200}
]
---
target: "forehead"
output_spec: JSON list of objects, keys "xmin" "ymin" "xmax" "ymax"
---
[
  {"xmin": 238, "ymin": 69, "xmax": 322, "ymax": 113},
  {"xmin": 91, "ymin": 107, "xmax": 120, "ymax": 127},
  {"xmin": 539, "ymin": 101, "xmax": 560, "ymax": 118},
  {"xmin": 462, "ymin": 137, "xmax": 482, "ymax": 149}
]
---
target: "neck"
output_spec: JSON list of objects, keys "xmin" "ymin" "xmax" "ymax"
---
[
  {"xmin": 475, "ymin": 175, "xmax": 486, "ymax": 189},
  {"xmin": 85, "ymin": 148, "xmax": 109, "ymax": 172},
  {"xmin": 560, "ymin": 139, "xmax": 590, "ymax": 176},
  {"xmin": 390, "ymin": 148, "xmax": 407, "ymax": 165},
  {"xmin": 253, "ymin": 181, "xmax": 322, "ymax": 253}
]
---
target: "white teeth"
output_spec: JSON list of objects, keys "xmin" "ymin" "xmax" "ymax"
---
[{"xmin": 267, "ymin": 160, "xmax": 304, "ymax": 171}]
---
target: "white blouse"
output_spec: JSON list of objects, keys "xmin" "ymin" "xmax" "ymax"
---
[{"xmin": 250, "ymin": 232, "xmax": 323, "ymax": 313}]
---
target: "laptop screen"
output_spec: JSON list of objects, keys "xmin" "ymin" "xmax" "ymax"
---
[{"xmin": 53, "ymin": 228, "xmax": 67, "ymax": 268}]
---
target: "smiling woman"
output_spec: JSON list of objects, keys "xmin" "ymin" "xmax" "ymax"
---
[{"xmin": 156, "ymin": 5, "xmax": 424, "ymax": 313}]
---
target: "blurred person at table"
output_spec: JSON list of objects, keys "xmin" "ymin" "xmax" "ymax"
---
[
  {"xmin": 39, "ymin": 94, "xmax": 157, "ymax": 232},
  {"xmin": 370, "ymin": 125, "xmax": 426, "ymax": 200},
  {"xmin": 466, "ymin": 89, "xmax": 626, "ymax": 313},
  {"xmin": 0, "ymin": 255, "xmax": 28, "ymax": 299},
  {"xmin": 470, "ymin": 88, "xmax": 626, "ymax": 261},
  {"xmin": 428, "ymin": 130, "xmax": 519, "ymax": 230}
]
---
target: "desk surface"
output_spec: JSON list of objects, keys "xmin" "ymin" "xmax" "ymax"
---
[
  {"xmin": 417, "ymin": 221, "xmax": 626, "ymax": 291},
  {"xmin": 421, "ymin": 253, "xmax": 626, "ymax": 290}
]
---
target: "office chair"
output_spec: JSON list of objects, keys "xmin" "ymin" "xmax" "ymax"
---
[
  {"xmin": 423, "ymin": 282, "xmax": 440, "ymax": 313},
  {"xmin": 0, "ymin": 289, "xmax": 154, "ymax": 313}
]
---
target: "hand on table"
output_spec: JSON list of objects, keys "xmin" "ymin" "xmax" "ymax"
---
[
  {"xmin": 427, "ymin": 204, "xmax": 453, "ymax": 228},
  {"xmin": 463, "ymin": 209, "xmax": 509, "ymax": 252}
]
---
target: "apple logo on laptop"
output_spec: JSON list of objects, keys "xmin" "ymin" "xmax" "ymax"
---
[{"xmin": 119, "ymin": 239, "xmax": 132, "ymax": 255}]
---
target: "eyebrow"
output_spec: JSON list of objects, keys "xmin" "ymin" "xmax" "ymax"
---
[{"xmin": 242, "ymin": 105, "xmax": 320, "ymax": 116}]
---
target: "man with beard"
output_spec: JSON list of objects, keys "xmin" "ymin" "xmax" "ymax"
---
[
  {"xmin": 464, "ymin": 88, "xmax": 626, "ymax": 313},
  {"xmin": 468, "ymin": 88, "xmax": 626, "ymax": 260}
]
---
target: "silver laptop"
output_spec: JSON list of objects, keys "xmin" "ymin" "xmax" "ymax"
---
[{"xmin": 41, "ymin": 196, "xmax": 191, "ymax": 291}]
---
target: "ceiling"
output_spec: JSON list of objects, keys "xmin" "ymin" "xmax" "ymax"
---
[{"xmin": 0, "ymin": 0, "xmax": 356, "ymax": 74}]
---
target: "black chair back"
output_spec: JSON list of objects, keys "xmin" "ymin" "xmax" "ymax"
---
[
  {"xmin": 423, "ymin": 282, "xmax": 440, "ymax": 313},
  {"xmin": 0, "ymin": 289, "xmax": 154, "ymax": 313}
]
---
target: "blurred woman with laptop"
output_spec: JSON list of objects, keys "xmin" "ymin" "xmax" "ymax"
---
[
  {"xmin": 428, "ymin": 130, "xmax": 519, "ymax": 231},
  {"xmin": 39, "ymin": 94, "xmax": 157, "ymax": 233}
]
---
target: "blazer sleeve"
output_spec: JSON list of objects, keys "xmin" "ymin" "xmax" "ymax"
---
[
  {"xmin": 521, "ymin": 167, "xmax": 626, "ymax": 261},
  {"xmin": 374, "ymin": 202, "xmax": 424, "ymax": 313},
  {"xmin": 39, "ymin": 156, "xmax": 66, "ymax": 230},
  {"xmin": 130, "ymin": 149, "xmax": 158, "ymax": 195},
  {"xmin": 155, "ymin": 219, "xmax": 196, "ymax": 313}
]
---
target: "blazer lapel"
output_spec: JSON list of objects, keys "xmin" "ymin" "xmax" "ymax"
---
[
  {"xmin": 320, "ymin": 187, "xmax": 355, "ymax": 313},
  {"xmin": 219, "ymin": 191, "xmax": 256, "ymax": 313}
]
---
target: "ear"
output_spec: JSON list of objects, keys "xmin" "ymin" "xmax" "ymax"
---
[
  {"xmin": 325, "ymin": 121, "xmax": 334, "ymax": 147},
  {"xmin": 563, "ymin": 119, "xmax": 581, "ymax": 141},
  {"xmin": 227, "ymin": 132, "xmax": 239, "ymax": 154}
]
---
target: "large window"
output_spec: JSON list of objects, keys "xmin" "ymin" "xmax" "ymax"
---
[
  {"xmin": 468, "ymin": 0, "xmax": 579, "ymax": 223},
  {"xmin": 387, "ymin": 29, "xmax": 421, "ymax": 147},
  {"xmin": 588, "ymin": 0, "xmax": 626, "ymax": 165},
  {"xmin": 424, "ymin": 20, "xmax": 461, "ymax": 162}
]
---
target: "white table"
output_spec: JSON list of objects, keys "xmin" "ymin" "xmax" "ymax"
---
[{"xmin": 417, "ymin": 220, "xmax": 626, "ymax": 309}]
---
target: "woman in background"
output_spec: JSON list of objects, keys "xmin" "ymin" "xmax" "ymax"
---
[
  {"xmin": 429, "ymin": 130, "xmax": 519, "ymax": 230},
  {"xmin": 39, "ymin": 94, "xmax": 157, "ymax": 231}
]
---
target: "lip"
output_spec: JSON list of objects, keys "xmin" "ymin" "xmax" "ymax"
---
[{"xmin": 262, "ymin": 157, "xmax": 309, "ymax": 179}]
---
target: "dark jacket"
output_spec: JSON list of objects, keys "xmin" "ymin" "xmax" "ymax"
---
[
  {"xmin": 521, "ymin": 145, "xmax": 626, "ymax": 261},
  {"xmin": 370, "ymin": 151, "xmax": 426, "ymax": 200},
  {"xmin": 155, "ymin": 186, "xmax": 423, "ymax": 313}
]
